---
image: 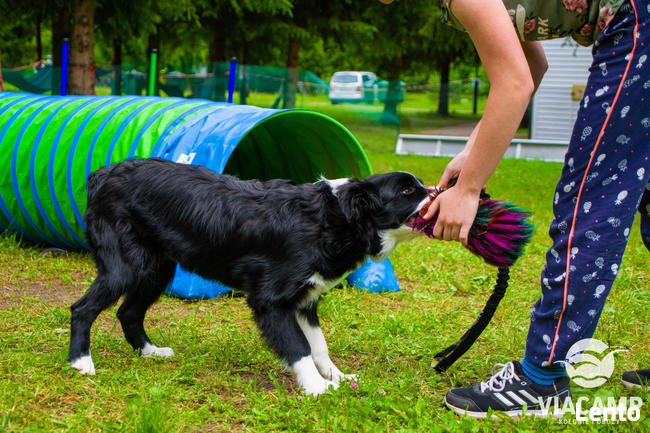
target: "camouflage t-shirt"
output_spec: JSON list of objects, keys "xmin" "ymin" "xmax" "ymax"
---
[{"xmin": 440, "ymin": 0, "xmax": 625, "ymax": 46}]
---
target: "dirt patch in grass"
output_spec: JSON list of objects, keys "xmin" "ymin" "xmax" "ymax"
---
[
  {"xmin": 0, "ymin": 243, "xmax": 95, "ymax": 310},
  {"xmin": 236, "ymin": 369, "xmax": 295, "ymax": 393},
  {"xmin": 0, "ymin": 280, "xmax": 87, "ymax": 311}
]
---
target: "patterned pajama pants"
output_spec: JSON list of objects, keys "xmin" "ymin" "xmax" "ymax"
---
[{"xmin": 525, "ymin": 0, "xmax": 650, "ymax": 367}]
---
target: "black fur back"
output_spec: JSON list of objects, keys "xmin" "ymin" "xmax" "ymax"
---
[{"xmin": 84, "ymin": 158, "xmax": 381, "ymax": 305}]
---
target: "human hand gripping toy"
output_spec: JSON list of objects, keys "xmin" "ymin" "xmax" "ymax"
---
[{"xmin": 408, "ymin": 180, "xmax": 534, "ymax": 372}]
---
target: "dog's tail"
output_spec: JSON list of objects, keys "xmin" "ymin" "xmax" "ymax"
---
[{"xmin": 85, "ymin": 166, "xmax": 111, "ymax": 202}]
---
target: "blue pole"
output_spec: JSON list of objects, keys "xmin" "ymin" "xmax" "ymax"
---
[
  {"xmin": 60, "ymin": 38, "xmax": 69, "ymax": 96},
  {"xmin": 227, "ymin": 57, "xmax": 237, "ymax": 103}
]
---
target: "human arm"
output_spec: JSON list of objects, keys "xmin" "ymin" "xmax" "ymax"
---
[
  {"xmin": 423, "ymin": 0, "xmax": 535, "ymax": 245},
  {"xmin": 522, "ymin": 40, "xmax": 548, "ymax": 92},
  {"xmin": 436, "ymin": 41, "xmax": 547, "ymax": 189}
]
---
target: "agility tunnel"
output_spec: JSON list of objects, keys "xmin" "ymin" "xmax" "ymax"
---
[{"xmin": 0, "ymin": 92, "xmax": 400, "ymax": 297}]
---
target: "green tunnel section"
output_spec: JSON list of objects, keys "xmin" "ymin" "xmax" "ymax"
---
[
  {"xmin": 0, "ymin": 92, "xmax": 372, "ymax": 251},
  {"xmin": 226, "ymin": 111, "xmax": 370, "ymax": 184}
]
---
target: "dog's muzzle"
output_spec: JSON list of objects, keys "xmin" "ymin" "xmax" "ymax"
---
[{"xmin": 418, "ymin": 186, "xmax": 443, "ymax": 217}]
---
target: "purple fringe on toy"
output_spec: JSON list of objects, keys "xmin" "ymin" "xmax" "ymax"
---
[{"xmin": 409, "ymin": 199, "xmax": 533, "ymax": 268}]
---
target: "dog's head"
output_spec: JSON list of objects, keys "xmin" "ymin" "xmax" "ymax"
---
[
  {"xmin": 332, "ymin": 171, "xmax": 430, "ymax": 227},
  {"xmin": 330, "ymin": 172, "xmax": 431, "ymax": 259}
]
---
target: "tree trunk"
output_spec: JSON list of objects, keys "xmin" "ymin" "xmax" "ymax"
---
[
  {"xmin": 283, "ymin": 36, "xmax": 300, "ymax": 109},
  {"xmin": 437, "ymin": 58, "xmax": 450, "ymax": 117},
  {"xmin": 51, "ymin": 6, "xmax": 72, "ymax": 93},
  {"xmin": 381, "ymin": 54, "xmax": 402, "ymax": 125},
  {"xmin": 112, "ymin": 38, "xmax": 122, "ymax": 95},
  {"xmin": 208, "ymin": 18, "xmax": 227, "ymax": 63},
  {"xmin": 209, "ymin": 18, "xmax": 227, "ymax": 101},
  {"xmin": 35, "ymin": 14, "xmax": 42, "ymax": 66},
  {"xmin": 68, "ymin": 0, "xmax": 95, "ymax": 95}
]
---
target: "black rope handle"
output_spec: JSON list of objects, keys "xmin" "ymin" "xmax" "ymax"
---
[{"xmin": 432, "ymin": 267, "xmax": 509, "ymax": 373}]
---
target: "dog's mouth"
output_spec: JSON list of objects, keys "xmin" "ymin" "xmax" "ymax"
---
[
  {"xmin": 406, "ymin": 188, "xmax": 438, "ymax": 228},
  {"xmin": 406, "ymin": 212, "xmax": 421, "ymax": 226},
  {"xmin": 412, "ymin": 193, "xmax": 436, "ymax": 220}
]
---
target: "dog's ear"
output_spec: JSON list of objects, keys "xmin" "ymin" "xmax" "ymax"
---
[{"xmin": 338, "ymin": 179, "xmax": 382, "ymax": 223}]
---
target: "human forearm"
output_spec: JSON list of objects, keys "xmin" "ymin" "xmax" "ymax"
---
[
  {"xmin": 425, "ymin": 0, "xmax": 534, "ymax": 244},
  {"xmin": 451, "ymin": 0, "xmax": 534, "ymax": 194},
  {"xmin": 454, "ymin": 43, "xmax": 545, "ymax": 166},
  {"xmin": 456, "ymin": 81, "xmax": 532, "ymax": 194},
  {"xmin": 521, "ymin": 41, "xmax": 548, "ymax": 93}
]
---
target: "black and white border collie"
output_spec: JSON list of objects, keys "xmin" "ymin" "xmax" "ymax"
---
[{"xmin": 68, "ymin": 158, "xmax": 430, "ymax": 396}]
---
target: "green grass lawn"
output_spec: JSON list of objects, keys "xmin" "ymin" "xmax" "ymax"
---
[{"xmin": 0, "ymin": 100, "xmax": 648, "ymax": 432}]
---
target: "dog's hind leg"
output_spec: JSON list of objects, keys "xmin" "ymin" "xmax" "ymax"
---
[
  {"xmin": 117, "ymin": 260, "xmax": 176, "ymax": 358},
  {"xmin": 250, "ymin": 301, "xmax": 338, "ymax": 396},
  {"xmin": 68, "ymin": 277, "xmax": 126, "ymax": 375},
  {"xmin": 70, "ymin": 216, "xmax": 150, "ymax": 375},
  {"xmin": 296, "ymin": 303, "xmax": 357, "ymax": 385}
]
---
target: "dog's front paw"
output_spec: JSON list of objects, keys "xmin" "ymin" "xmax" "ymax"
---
[
  {"xmin": 140, "ymin": 344, "xmax": 174, "ymax": 359},
  {"xmin": 69, "ymin": 355, "xmax": 96, "ymax": 375},
  {"xmin": 323, "ymin": 367, "xmax": 357, "ymax": 385},
  {"xmin": 339, "ymin": 373, "xmax": 358, "ymax": 383},
  {"xmin": 302, "ymin": 378, "xmax": 339, "ymax": 397}
]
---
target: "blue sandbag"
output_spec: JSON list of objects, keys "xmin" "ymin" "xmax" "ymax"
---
[
  {"xmin": 345, "ymin": 258, "xmax": 401, "ymax": 293},
  {"xmin": 165, "ymin": 267, "xmax": 232, "ymax": 299}
]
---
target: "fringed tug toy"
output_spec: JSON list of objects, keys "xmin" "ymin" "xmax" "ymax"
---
[{"xmin": 409, "ymin": 181, "xmax": 534, "ymax": 373}]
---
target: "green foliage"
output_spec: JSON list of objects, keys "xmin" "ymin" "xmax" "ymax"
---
[
  {"xmin": 95, "ymin": 0, "xmax": 153, "ymax": 47},
  {"xmin": 1, "ymin": 0, "xmax": 479, "ymax": 87},
  {"xmin": 0, "ymin": 0, "xmax": 39, "ymax": 66}
]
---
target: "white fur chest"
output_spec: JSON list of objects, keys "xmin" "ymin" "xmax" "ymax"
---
[
  {"xmin": 298, "ymin": 273, "xmax": 345, "ymax": 308},
  {"xmin": 375, "ymin": 226, "xmax": 419, "ymax": 261}
]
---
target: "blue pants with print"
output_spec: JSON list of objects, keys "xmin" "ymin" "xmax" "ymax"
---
[{"xmin": 525, "ymin": 0, "xmax": 650, "ymax": 367}]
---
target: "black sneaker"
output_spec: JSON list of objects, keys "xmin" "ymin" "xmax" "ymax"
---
[
  {"xmin": 444, "ymin": 361, "xmax": 571, "ymax": 419},
  {"xmin": 621, "ymin": 368, "xmax": 650, "ymax": 390}
]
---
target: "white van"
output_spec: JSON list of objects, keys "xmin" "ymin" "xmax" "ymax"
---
[{"xmin": 329, "ymin": 71, "xmax": 378, "ymax": 104}]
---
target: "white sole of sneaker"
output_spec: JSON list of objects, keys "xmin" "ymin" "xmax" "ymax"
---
[
  {"xmin": 622, "ymin": 379, "xmax": 650, "ymax": 391},
  {"xmin": 444, "ymin": 396, "xmax": 564, "ymax": 420}
]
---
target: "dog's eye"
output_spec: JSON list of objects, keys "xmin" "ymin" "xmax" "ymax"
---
[{"xmin": 401, "ymin": 186, "xmax": 416, "ymax": 196}]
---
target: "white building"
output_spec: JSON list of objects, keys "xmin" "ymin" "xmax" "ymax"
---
[
  {"xmin": 395, "ymin": 38, "xmax": 595, "ymax": 162},
  {"xmin": 531, "ymin": 38, "xmax": 593, "ymax": 142}
]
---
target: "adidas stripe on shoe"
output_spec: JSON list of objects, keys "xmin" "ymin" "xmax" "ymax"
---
[{"xmin": 444, "ymin": 361, "xmax": 571, "ymax": 419}]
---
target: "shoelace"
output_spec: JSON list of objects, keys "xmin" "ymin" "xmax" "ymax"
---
[{"xmin": 479, "ymin": 362, "xmax": 521, "ymax": 393}]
